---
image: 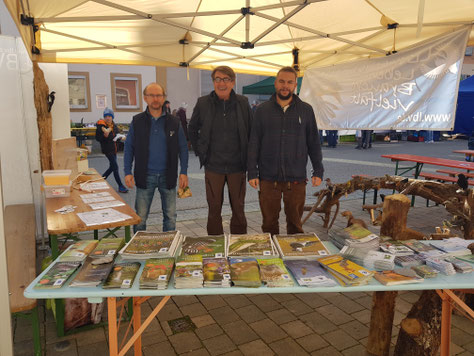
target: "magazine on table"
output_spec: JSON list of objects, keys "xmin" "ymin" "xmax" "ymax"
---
[
  {"xmin": 103, "ymin": 261, "xmax": 141, "ymax": 289},
  {"xmin": 273, "ymin": 233, "xmax": 330, "ymax": 258},
  {"xmin": 139, "ymin": 258, "xmax": 175, "ymax": 289},
  {"xmin": 59, "ymin": 240, "xmax": 99, "ymax": 262},
  {"xmin": 257, "ymin": 258, "xmax": 294, "ymax": 287},
  {"xmin": 70, "ymin": 258, "xmax": 114, "ymax": 287},
  {"xmin": 178, "ymin": 235, "xmax": 226, "ymax": 258},
  {"xmin": 34, "ymin": 261, "xmax": 81, "ymax": 289},
  {"xmin": 227, "ymin": 233, "xmax": 277, "ymax": 257},
  {"xmin": 202, "ymin": 257, "xmax": 232, "ymax": 287},
  {"xmin": 229, "ymin": 257, "xmax": 261, "ymax": 287},
  {"xmin": 119, "ymin": 231, "xmax": 181, "ymax": 259},
  {"xmin": 284, "ymin": 259, "xmax": 337, "ymax": 287}
]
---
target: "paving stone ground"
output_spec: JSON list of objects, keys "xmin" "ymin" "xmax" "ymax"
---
[{"xmin": 13, "ymin": 196, "xmax": 474, "ymax": 356}]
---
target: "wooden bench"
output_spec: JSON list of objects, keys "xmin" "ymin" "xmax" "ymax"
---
[
  {"xmin": 435, "ymin": 169, "xmax": 474, "ymax": 178},
  {"xmin": 417, "ymin": 172, "xmax": 474, "ymax": 185},
  {"xmin": 5, "ymin": 204, "xmax": 41, "ymax": 356},
  {"xmin": 352, "ymin": 174, "xmax": 378, "ymax": 205}
]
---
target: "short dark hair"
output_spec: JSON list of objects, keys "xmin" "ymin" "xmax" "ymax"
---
[
  {"xmin": 211, "ymin": 66, "xmax": 236, "ymax": 81},
  {"xmin": 143, "ymin": 83, "xmax": 166, "ymax": 96},
  {"xmin": 277, "ymin": 66, "xmax": 298, "ymax": 79}
]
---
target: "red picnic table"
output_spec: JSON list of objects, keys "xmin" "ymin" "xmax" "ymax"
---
[{"xmin": 453, "ymin": 149, "xmax": 474, "ymax": 161}]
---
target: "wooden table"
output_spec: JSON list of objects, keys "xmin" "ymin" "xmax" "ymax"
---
[
  {"xmin": 453, "ymin": 149, "xmax": 474, "ymax": 161},
  {"xmin": 44, "ymin": 169, "xmax": 140, "ymax": 336},
  {"xmin": 25, "ymin": 243, "xmax": 474, "ymax": 356}
]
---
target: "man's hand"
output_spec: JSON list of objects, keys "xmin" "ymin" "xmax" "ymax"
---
[
  {"xmin": 312, "ymin": 176, "xmax": 322, "ymax": 187},
  {"xmin": 249, "ymin": 178, "xmax": 259, "ymax": 189},
  {"xmin": 125, "ymin": 174, "xmax": 135, "ymax": 188},
  {"xmin": 179, "ymin": 174, "xmax": 188, "ymax": 189}
]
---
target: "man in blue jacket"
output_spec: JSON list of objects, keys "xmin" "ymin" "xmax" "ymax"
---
[
  {"xmin": 124, "ymin": 83, "xmax": 189, "ymax": 232},
  {"xmin": 248, "ymin": 66, "xmax": 324, "ymax": 235}
]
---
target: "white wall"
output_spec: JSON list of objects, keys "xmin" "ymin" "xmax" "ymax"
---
[
  {"xmin": 39, "ymin": 63, "xmax": 71, "ymax": 139},
  {"xmin": 0, "ymin": 1, "xmax": 19, "ymax": 37},
  {"xmin": 68, "ymin": 63, "xmax": 156, "ymax": 124}
]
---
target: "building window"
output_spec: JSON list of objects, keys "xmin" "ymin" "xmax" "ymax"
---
[
  {"xmin": 110, "ymin": 73, "xmax": 142, "ymax": 112},
  {"xmin": 68, "ymin": 72, "xmax": 91, "ymax": 112}
]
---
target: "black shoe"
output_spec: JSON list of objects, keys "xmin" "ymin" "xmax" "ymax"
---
[
  {"xmin": 355, "ymin": 146, "xmax": 361, "ymax": 149},
  {"xmin": 368, "ymin": 144, "xmax": 372, "ymax": 148}
]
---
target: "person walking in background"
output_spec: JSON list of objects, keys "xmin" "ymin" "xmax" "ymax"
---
[
  {"xmin": 326, "ymin": 130, "xmax": 338, "ymax": 148},
  {"xmin": 176, "ymin": 103, "xmax": 189, "ymax": 142},
  {"xmin": 163, "ymin": 100, "xmax": 171, "ymax": 114},
  {"xmin": 124, "ymin": 83, "xmax": 189, "ymax": 232},
  {"xmin": 188, "ymin": 66, "xmax": 252, "ymax": 235},
  {"xmin": 248, "ymin": 66, "xmax": 324, "ymax": 236},
  {"xmin": 95, "ymin": 107, "xmax": 128, "ymax": 193},
  {"xmin": 361, "ymin": 130, "xmax": 373, "ymax": 149},
  {"xmin": 355, "ymin": 130, "xmax": 363, "ymax": 149}
]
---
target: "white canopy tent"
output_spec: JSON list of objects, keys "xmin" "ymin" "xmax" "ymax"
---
[{"xmin": 3, "ymin": 0, "xmax": 474, "ymax": 75}]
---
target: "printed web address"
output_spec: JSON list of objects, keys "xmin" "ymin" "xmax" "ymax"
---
[{"xmin": 400, "ymin": 113, "xmax": 451, "ymax": 122}]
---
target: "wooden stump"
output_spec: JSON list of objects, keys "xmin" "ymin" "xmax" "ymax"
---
[
  {"xmin": 381, "ymin": 194, "xmax": 425, "ymax": 240},
  {"xmin": 394, "ymin": 291, "xmax": 442, "ymax": 356},
  {"xmin": 367, "ymin": 291, "xmax": 398, "ymax": 356}
]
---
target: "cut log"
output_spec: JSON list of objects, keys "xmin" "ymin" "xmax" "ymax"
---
[
  {"xmin": 394, "ymin": 291, "xmax": 442, "ymax": 356},
  {"xmin": 367, "ymin": 291, "xmax": 398, "ymax": 356},
  {"xmin": 380, "ymin": 194, "xmax": 411, "ymax": 239}
]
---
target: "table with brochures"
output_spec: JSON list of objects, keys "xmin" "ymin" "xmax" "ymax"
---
[
  {"xmin": 44, "ymin": 169, "xmax": 141, "ymax": 336},
  {"xmin": 24, "ymin": 241, "xmax": 474, "ymax": 356}
]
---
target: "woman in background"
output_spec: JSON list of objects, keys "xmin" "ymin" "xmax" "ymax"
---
[{"xmin": 96, "ymin": 107, "xmax": 128, "ymax": 193}]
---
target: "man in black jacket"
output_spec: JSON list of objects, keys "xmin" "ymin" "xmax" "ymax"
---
[
  {"xmin": 248, "ymin": 67, "xmax": 324, "ymax": 235},
  {"xmin": 188, "ymin": 66, "xmax": 252, "ymax": 235},
  {"xmin": 124, "ymin": 83, "xmax": 189, "ymax": 232}
]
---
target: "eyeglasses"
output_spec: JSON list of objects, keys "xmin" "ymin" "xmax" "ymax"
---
[
  {"xmin": 145, "ymin": 94, "xmax": 165, "ymax": 99},
  {"xmin": 213, "ymin": 77, "xmax": 232, "ymax": 83}
]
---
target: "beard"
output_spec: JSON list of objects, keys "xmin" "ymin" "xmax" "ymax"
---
[{"xmin": 276, "ymin": 91, "xmax": 292, "ymax": 101}]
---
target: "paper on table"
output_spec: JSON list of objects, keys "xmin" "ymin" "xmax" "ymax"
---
[
  {"xmin": 80, "ymin": 182, "xmax": 110, "ymax": 191},
  {"xmin": 76, "ymin": 208, "xmax": 132, "ymax": 226},
  {"xmin": 80, "ymin": 192, "xmax": 116, "ymax": 204},
  {"xmin": 88, "ymin": 200, "xmax": 126, "ymax": 210}
]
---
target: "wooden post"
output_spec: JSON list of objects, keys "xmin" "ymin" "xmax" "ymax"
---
[
  {"xmin": 367, "ymin": 291, "xmax": 398, "ymax": 356},
  {"xmin": 33, "ymin": 62, "xmax": 53, "ymax": 171},
  {"xmin": 380, "ymin": 194, "xmax": 425, "ymax": 240}
]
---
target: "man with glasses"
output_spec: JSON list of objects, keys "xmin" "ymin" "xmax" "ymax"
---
[
  {"xmin": 188, "ymin": 66, "xmax": 252, "ymax": 235},
  {"xmin": 124, "ymin": 83, "xmax": 189, "ymax": 232},
  {"xmin": 248, "ymin": 66, "xmax": 324, "ymax": 235}
]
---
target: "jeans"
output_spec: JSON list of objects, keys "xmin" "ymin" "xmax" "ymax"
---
[
  {"xmin": 134, "ymin": 173, "xmax": 176, "ymax": 233},
  {"xmin": 327, "ymin": 130, "xmax": 338, "ymax": 147},
  {"xmin": 103, "ymin": 153, "xmax": 124, "ymax": 187}
]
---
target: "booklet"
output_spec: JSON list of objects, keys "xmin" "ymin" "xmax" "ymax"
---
[
  {"xmin": 179, "ymin": 235, "xmax": 226, "ymax": 258},
  {"xmin": 273, "ymin": 233, "xmax": 330, "ymax": 258},
  {"xmin": 139, "ymin": 258, "xmax": 175, "ymax": 289},
  {"xmin": 229, "ymin": 257, "xmax": 261, "ymax": 288},
  {"xmin": 374, "ymin": 270, "xmax": 424, "ymax": 286},
  {"xmin": 227, "ymin": 233, "xmax": 276, "ymax": 257},
  {"xmin": 34, "ymin": 262, "xmax": 81, "ymax": 289},
  {"xmin": 69, "ymin": 257, "xmax": 114, "ymax": 287},
  {"xmin": 103, "ymin": 262, "xmax": 141, "ymax": 289},
  {"xmin": 119, "ymin": 231, "xmax": 180, "ymax": 259},
  {"xmin": 257, "ymin": 258, "xmax": 294, "ymax": 287},
  {"xmin": 59, "ymin": 240, "xmax": 99, "ymax": 262},
  {"xmin": 203, "ymin": 258, "xmax": 232, "ymax": 287},
  {"xmin": 284, "ymin": 259, "xmax": 337, "ymax": 287}
]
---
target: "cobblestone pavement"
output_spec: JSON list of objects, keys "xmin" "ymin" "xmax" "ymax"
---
[{"xmin": 13, "ymin": 195, "xmax": 474, "ymax": 356}]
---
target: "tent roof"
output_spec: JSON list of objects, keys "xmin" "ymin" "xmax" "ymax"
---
[
  {"xmin": 459, "ymin": 75, "xmax": 474, "ymax": 92},
  {"xmin": 242, "ymin": 76, "xmax": 302, "ymax": 94},
  {"xmin": 4, "ymin": 0, "xmax": 474, "ymax": 75}
]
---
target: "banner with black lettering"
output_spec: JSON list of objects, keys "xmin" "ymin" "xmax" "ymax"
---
[{"xmin": 300, "ymin": 27, "xmax": 470, "ymax": 130}]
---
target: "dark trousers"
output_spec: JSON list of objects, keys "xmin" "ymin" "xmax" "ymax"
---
[
  {"xmin": 103, "ymin": 153, "xmax": 124, "ymax": 187},
  {"xmin": 327, "ymin": 130, "xmax": 338, "ymax": 147},
  {"xmin": 205, "ymin": 170, "xmax": 247, "ymax": 235},
  {"xmin": 259, "ymin": 180, "xmax": 306, "ymax": 235}
]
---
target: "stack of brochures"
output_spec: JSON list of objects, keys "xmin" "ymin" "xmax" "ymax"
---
[
  {"xmin": 328, "ymin": 225, "xmax": 379, "ymax": 250},
  {"xmin": 119, "ymin": 231, "xmax": 181, "ymax": 259},
  {"xmin": 318, "ymin": 255, "xmax": 374, "ymax": 286},
  {"xmin": 227, "ymin": 233, "xmax": 278, "ymax": 258},
  {"xmin": 59, "ymin": 240, "xmax": 99, "ymax": 262},
  {"xmin": 455, "ymin": 254, "xmax": 474, "ymax": 264},
  {"xmin": 89, "ymin": 237, "xmax": 125, "ymax": 264},
  {"xmin": 444, "ymin": 257, "xmax": 473, "ymax": 273},
  {"xmin": 374, "ymin": 269, "xmax": 424, "ymax": 286},
  {"xmin": 179, "ymin": 235, "xmax": 226, "ymax": 258},
  {"xmin": 69, "ymin": 257, "xmax": 114, "ymax": 287},
  {"xmin": 229, "ymin": 257, "xmax": 261, "ymax": 287},
  {"xmin": 273, "ymin": 233, "xmax": 330, "ymax": 259},
  {"xmin": 139, "ymin": 258, "xmax": 175, "ymax": 289},
  {"xmin": 395, "ymin": 254, "xmax": 425, "ymax": 267},
  {"xmin": 103, "ymin": 261, "xmax": 141, "ymax": 289},
  {"xmin": 412, "ymin": 265, "xmax": 438, "ymax": 278},
  {"xmin": 379, "ymin": 239, "xmax": 414, "ymax": 256},
  {"xmin": 174, "ymin": 255, "xmax": 203, "ymax": 289},
  {"xmin": 34, "ymin": 261, "xmax": 81, "ymax": 289},
  {"xmin": 430, "ymin": 238, "xmax": 472, "ymax": 256},
  {"xmin": 257, "ymin": 258, "xmax": 294, "ymax": 287},
  {"xmin": 202, "ymin": 258, "xmax": 232, "ymax": 288},
  {"xmin": 284, "ymin": 260, "xmax": 337, "ymax": 287},
  {"xmin": 401, "ymin": 240, "xmax": 446, "ymax": 259},
  {"xmin": 340, "ymin": 246, "xmax": 395, "ymax": 271},
  {"xmin": 425, "ymin": 257, "xmax": 456, "ymax": 275}
]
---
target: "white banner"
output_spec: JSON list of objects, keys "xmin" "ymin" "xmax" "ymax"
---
[{"xmin": 300, "ymin": 27, "xmax": 470, "ymax": 130}]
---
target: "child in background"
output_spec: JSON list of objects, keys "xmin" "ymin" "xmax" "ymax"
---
[{"xmin": 96, "ymin": 107, "xmax": 128, "ymax": 193}]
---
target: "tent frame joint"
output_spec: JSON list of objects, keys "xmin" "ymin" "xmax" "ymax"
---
[
  {"xmin": 20, "ymin": 14, "xmax": 40, "ymax": 55},
  {"xmin": 179, "ymin": 39, "xmax": 189, "ymax": 45},
  {"xmin": 179, "ymin": 62, "xmax": 189, "ymax": 67},
  {"xmin": 241, "ymin": 7, "xmax": 254, "ymax": 16},
  {"xmin": 387, "ymin": 23, "xmax": 399, "ymax": 30},
  {"xmin": 241, "ymin": 42, "xmax": 254, "ymax": 49}
]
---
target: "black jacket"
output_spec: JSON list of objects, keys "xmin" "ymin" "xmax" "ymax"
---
[
  {"xmin": 247, "ymin": 94, "xmax": 324, "ymax": 182},
  {"xmin": 95, "ymin": 119, "xmax": 118, "ymax": 155},
  {"xmin": 188, "ymin": 91, "xmax": 252, "ymax": 172},
  {"xmin": 130, "ymin": 111, "xmax": 180, "ymax": 189}
]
